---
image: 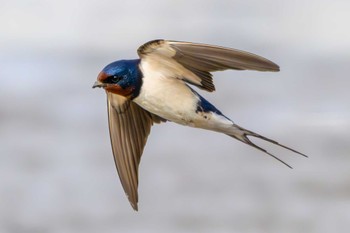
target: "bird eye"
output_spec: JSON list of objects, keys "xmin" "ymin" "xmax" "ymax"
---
[
  {"xmin": 107, "ymin": 75, "xmax": 121, "ymax": 83},
  {"xmin": 105, "ymin": 73, "xmax": 127, "ymax": 84}
]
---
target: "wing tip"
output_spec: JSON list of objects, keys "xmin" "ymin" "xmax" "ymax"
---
[
  {"xmin": 270, "ymin": 63, "xmax": 280, "ymax": 72},
  {"xmin": 270, "ymin": 64, "xmax": 280, "ymax": 72},
  {"xmin": 257, "ymin": 60, "xmax": 280, "ymax": 72},
  {"xmin": 127, "ymin": 193, "xmax": 139, "ymax": 211},
  {"xmin": 131, "ymin": 202, "xmax": 139, "ymax": 211}
]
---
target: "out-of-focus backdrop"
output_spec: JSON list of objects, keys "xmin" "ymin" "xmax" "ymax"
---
[{"xmin": 1, "ymin": 0, "xmax": 349, "ymax": 232}]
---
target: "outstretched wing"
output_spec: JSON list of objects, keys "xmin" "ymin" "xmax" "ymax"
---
[
  {"xmin": 138, "ymin": 39, "xmax": 279, "ymax": 92},
  {"xmin": 107, "ymin": 92, "xmax": 162, "ymax": 210}
]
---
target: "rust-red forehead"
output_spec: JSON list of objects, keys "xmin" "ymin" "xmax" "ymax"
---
[{"xmin": 97, "ymin": 71, "xmax": 108, "ymax": 82}]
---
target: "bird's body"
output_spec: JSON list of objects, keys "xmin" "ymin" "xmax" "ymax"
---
[
  {"xmin": 93, "ymin": 39, "xmax": 306, "ymax": 210},
  {"xmin": 136, "ymin": 59, "xmax": 200, "ymax": 126},
  {"xmin": 136, "ymin": 59, "xmax": 229, "ymax": 130}
]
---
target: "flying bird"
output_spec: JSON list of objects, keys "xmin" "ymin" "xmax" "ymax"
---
[{"xmin": 93, "ymin": 39, "xmax": 306, "ymax": 210}]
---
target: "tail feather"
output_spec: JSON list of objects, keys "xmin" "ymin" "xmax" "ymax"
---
[{"xmin": 227, "ymin": 124, "xmax": 307, "ymax": 169}]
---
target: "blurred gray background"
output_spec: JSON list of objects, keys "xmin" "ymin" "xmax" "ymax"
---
[{"xmin": 1, "ymin": 0, "xmax": 349, "ymax": 232}]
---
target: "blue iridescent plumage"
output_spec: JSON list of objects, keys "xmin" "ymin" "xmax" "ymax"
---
[{"xmin": 102, "ymin": 59, "xmax": 143, "ymax": 99}]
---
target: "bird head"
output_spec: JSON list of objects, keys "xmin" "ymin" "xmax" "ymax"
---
[{"xmin": 93, "ymin": 59, "xmax": 142, "ymax": 98}]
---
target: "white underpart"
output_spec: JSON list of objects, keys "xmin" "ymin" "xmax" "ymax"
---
[
  {"xmin": 134, "ymin": 58, "xmax": 234, "ymax": 132},
  {"xmin": 134, "ymin": 58, "xmax": 198, "ymax": 125}
]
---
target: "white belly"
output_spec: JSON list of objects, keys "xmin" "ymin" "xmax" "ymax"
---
[{"xmin": 133, "ymin": 62, "xmax": 199, "ymax": 125}]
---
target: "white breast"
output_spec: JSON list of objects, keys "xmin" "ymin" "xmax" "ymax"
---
[{"xmin": 133, "ymin": 58, "xmax": 199, "ymax": 125}]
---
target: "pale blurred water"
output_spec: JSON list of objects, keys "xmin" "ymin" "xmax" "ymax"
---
[{"xmin": 1, "ymin": 1, "xmax": 350, "ymax": 233}]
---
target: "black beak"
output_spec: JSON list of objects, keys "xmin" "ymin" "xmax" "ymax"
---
[{"xmin": 92, "ymin": 81, "xmax": 105, "ymax": 88}]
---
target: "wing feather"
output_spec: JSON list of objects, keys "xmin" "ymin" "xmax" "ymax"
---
[
  {"xmin": 138, "ymin": 39, "xmax": 279, "ymax": 92},
  {"xmin": 107, "ymin": 92, "xmax": 156, "ymax": 211}
]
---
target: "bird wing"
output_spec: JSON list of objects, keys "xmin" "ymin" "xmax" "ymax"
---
[
  {"xmin": 137, "ymin": 39, "xmax": 279, "ymax": 92},
  {"xmin": 107, "ymin": 92, "xmax": 161, "ymax": 210}
]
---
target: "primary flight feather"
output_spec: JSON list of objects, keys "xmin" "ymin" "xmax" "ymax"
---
[{"xmin": 93, "ymin": 39, "xmax": 306, "ymax": 210}]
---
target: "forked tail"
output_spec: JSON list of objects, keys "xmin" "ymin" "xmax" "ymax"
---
[{"xmin": 226, "ymin": 124, "xmax": 307, "ymax": 168}]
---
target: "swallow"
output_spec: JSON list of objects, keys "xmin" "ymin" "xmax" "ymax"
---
[{"xmin": 93, "ymin": 39, "xmax": 307, "ymax": 210}]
